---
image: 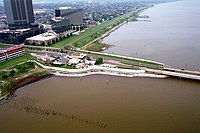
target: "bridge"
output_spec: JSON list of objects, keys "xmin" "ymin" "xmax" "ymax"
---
[{"xmin": 144, "ymin": 67, "xmax": 200, "ymax": 81}]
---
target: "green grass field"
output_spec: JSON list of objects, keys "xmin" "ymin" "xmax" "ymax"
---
[
  {"xmin": 50, "ymin": 8, "xmax": 145, "ymax": 48},
  {"xmin": 86, "ymin": 40, "xmax": 107, "ymax": 52},
  {"xmin": 0, "ymin": 45, "xmax": 10, "ymax": 49},
  {"xmin": 0, "ymin": 54, "xmax": 36, "ymax": 70}
]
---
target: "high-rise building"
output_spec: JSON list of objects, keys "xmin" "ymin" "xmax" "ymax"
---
[
  {"xmin": 1, "ymin": 0, "xmax": 40, "ymax": 44},
  {"xmin": 55, "ymin": 8, "xmax": 83, "ymax": 26},
  {"xmin": 3, "ymin": 0, "xmax": 35, "ymax": 29}
]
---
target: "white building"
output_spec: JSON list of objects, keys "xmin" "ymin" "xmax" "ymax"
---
[
  {"xmin": 26, "ymin": 31, "xmax": 59, "ymax": 46},
  {"xmin": 0, "ymin": 50, "xmax": 6, "ymax": 62},
  {"xmin": 0, "ymin": 45, "xmax": 25, "ymax": 62}
]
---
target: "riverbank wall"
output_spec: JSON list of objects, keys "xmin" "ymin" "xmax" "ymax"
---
[{"xmin": 11, "ymin": 74, "xmax": 52, "ymax": 94}]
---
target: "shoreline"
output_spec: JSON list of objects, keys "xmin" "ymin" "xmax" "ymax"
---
[
  {"xmin": 34, "ymin": 60, "xmax": 167, "ymax": 79},
  {"xmin": 0, "ymin": 73, "xmax": 52, "ymax": 104},
  {"xmin": 101, "ymin": 5, "xmax": 154, "ymax": 41},
  {"xmin": 53, "ymin": 71, "xmax": 168, "ymax": 79},
  {"xmin": 82, "ymin": 6, "xmax": 151, "ymax": 51},
  {"xmin": 10, "ymin": 73, "xmax": 52, "ymax": 93},
  {"xmin": 0, "ymin": 65, "xmax": 167, "ymax": 104},
  {"xmin": 100, "ymin": 6, "xmax": 154, "ymax": 49}
]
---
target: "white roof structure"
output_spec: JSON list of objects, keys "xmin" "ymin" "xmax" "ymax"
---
[
  {"xmin": 59, "ymin": 7, "xmax": 72, "ymax": 10},
  {"xmin": 0, "ymin": 28, "xmax": 31, "ymax": 33},
  {"xmin": 53, "ymin": 61, "xmax": 63, "ymax": 65},
  {"xmin": 26, "ymin": 31, "xmax": 58, "ymax": 42},
  {"xmin": 68, "ymin": 58, "xmax": 81, "ymax": 65},
  {"xmin": 32, "ymin": 53, "xmax": 55, "ymax": 62},
  {"xmin": 85, "ymin": 60, "xmax": 95, "ymax": 65},
  {"xmin": 51, "ymin": 17, "xmax": 66, "ymax": 22},
  {"xmin": 79, "ymin": 53, "xmax": 87, "ymax": 59},
  {"xmin": 66, "ymin": 53, "xmax": 87, "ymax": 59}
]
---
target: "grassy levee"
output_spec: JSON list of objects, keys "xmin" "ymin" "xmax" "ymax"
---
[
  {"xmin": 50, "ymin": 7, "xmax": 146, "ymax": 48},
  {"xmin": 0, "ymin": 54, "xmax": 36, "ymax": 70},
  {"xmin": 86, "ymin": 40, "xmax": 108, "ymax": 52}
]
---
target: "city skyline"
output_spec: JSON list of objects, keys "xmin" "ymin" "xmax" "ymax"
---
[{"xmin": 0, "ymin": 0, "xmax": 180, "ymax": 5}]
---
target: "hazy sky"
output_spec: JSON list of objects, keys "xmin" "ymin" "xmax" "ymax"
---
[{"xmin": 0, "ymin": 0, "xmax": 179, "ymax": 5}]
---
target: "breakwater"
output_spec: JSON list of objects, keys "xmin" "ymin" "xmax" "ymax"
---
[{"xmin": 4, "ymin": 96, "xmax": 107, "ymax": 129}]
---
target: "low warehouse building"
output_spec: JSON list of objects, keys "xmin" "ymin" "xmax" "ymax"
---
[{"xmin": 26, "ymin": 31, "xmax": 59, "ymax": 46}]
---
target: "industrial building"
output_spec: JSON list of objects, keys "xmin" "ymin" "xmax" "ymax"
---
[
  {"xmin": 0, "ymin": 27, "xmax": 40, "ymax": 44},
  {"xmin": 50, "ymin": 17, "xmax": 70, "ymax": 33},
  {"xmin": 55, "ymin": 8, "xmax": 84, "ymax": 31}
]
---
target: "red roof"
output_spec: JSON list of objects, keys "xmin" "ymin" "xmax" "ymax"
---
[{"xmin": 6, "ymin": 45, "xmax": 23, "ymax": 53}]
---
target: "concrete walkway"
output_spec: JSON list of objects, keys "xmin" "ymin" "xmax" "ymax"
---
[{"xmin": 33, "ymin": 60, "xmax": 167, "ymax": 78}]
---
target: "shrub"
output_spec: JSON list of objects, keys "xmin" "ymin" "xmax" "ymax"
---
[
  {"xmin": 95, "ymin": 57, "xmax": 103, "ymax": 65},
  {"xmin": 2, "ymin": 74, "xmax": 9, "ymax": 80},
  {"xmin": 9, "ymin": 70, "xmax": 15, "ymax": 77}
]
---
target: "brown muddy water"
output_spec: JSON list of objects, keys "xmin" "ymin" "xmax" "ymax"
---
[
  {"xmin": 0, "ymin": 75, "xmax": 200, "ymax": 133},
  {"xmin": 103, "ymin": 0, "xmax": 200, "ymax": 70},
  {"xmin": 1, "ymin": 0, "xmax": 200, "ymax": 132}
]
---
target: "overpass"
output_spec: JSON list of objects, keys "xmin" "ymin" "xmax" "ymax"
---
[{"xmin": 144, "ymin": 67, "xmax": 200, "ymax": 81}]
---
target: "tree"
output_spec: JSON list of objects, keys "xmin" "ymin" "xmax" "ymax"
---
[
  {"xmin": 74, "ymin": 43, "xmax": 78, "ymax": 47},
  {"xmin": 52, "ymin": 39, "xmax": 56, "ymax": 44},
  {"xmin": 2, "ymin": 74, "xmax": 9, "ymax": 80},
  {"xmin": 95, "ymin": 58, "xmax": 103, "ymax": 65},
  {"xmin": 1, "ymin": 80, "xmax": 14, "ymax": 93},
  {"xmin": 19, "ymin": 66, "xmax": 28, "ymax": 73},
  {"xmin": 32, "ymin": 42, "xmax": 36, "ymax": 46},
  {"xmin": 47, "ymin": 41, "xmax": 51, "ymax": 45},
  {"xmin": 24, "ymin": 40, "xmax": 30, "ymax": 45},
  {"xmin": 27, "ymin": 62, "xmax": 35, "ymax": 68},
  {"xmin": 40, "ymin": 41, "xmax": 45, "ymax": 46},
  {"xmin": 9, "ymin": 70, "xmax": 15, "ymax": 77}
]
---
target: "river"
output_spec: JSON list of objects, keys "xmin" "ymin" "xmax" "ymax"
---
[
  {"xmin": 0, "ymin": 76, "xmax": 200, "ymax": 133},
  {"xmin": 1, "ymin": 0, "xmax": 200, "ymax": 133},
  {"xmin": 103, "ymin": 0, "xmax": 200, "ymax": 71}
]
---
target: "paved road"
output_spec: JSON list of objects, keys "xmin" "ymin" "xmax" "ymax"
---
[{"xmin": 144, "ymin": 68, "xmax": 200, "ymax": 80}]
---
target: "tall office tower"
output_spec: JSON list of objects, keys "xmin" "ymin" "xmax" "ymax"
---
[
  {"xmin": 3, "ymin": 0, "xmax": 35, "ymax": 29},
  {"xmin": 55, "ymin": 8, "xmax": 84, "ymax": 26}
]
